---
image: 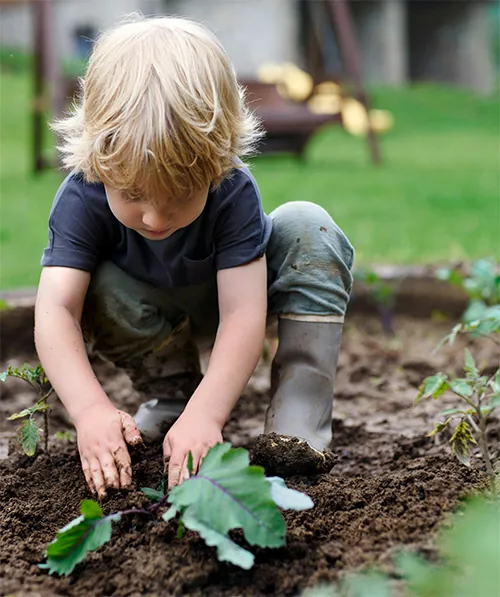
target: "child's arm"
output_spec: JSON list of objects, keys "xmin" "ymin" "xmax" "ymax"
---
[
  {"xmin": 164, "ymin": 256, "xmax": 267, "ymax": 487},
  {"xmin": 35, "ymin": 267, "xmax": 142, "ymax": 497}
]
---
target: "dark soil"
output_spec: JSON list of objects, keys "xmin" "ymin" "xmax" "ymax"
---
[{"xmin": 0, "ymin": 310, "xmax": 498, "ymax": 597}]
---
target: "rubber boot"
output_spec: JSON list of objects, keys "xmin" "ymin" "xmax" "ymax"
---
[
  {"xmin": 118, "ymin": 317, "xmax": 203, "ymax": 441},
  {"xmin": 253, "ymin": 318, "xmax": 342, "ymax": 476}
]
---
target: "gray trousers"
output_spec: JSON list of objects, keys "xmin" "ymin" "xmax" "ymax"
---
[{"xmin": 82, "ymin": 201, "xmax": 354, "ymax": 364}]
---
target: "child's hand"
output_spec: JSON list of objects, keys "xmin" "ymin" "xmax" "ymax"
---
[
  {"xmin": 74, "ymin": 404, "xmax": 142, "ymax": 497},
  {"xmin": 163, "ymin": 410, "xmax": 223, "ymax": 489}
]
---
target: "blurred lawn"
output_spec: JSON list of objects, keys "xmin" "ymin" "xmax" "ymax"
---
[{"xmin": 0, "ymin": 69, "xmax": 498, "ymax": 290}]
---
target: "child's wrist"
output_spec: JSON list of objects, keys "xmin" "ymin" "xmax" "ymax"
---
[{"xmin": 70, "ymin": 396, "xmax": 115, "ymax": 426}]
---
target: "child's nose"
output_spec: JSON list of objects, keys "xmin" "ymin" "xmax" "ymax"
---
[{"xmin": 142, "ymin": 208, "xmax": 169, "ymax": 231}]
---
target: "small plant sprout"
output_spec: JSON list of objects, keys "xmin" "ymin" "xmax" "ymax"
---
[
  {"xmin": 437, "ymin": 259, "xmax": 499, "ymax": 324},
  {"xmin": 415, "ymin": 349, "xmax": 500, "ymax": 492},
  {"xmin": 0, "ymin": 363, "xmax": 54, "ymax": 455},
  {"xmin": 355, "ymin": 267, "xmax": 397, "ymax": 335},
  {"xmin": 435, "ymin": 305, "xmax": 500, "ymax": 352},
  {"xmin": 40, "ymin": 443, "xmax": 314, "ymax": 575}
]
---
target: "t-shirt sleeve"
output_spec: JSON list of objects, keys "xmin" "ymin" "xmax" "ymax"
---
[
  {"xmin": 213, "ymin": 173, "xmax": 272, "ymax": 271},
  {"xmin": 41, "ymin": 175, "xmax": 108, "ymax": 272}
]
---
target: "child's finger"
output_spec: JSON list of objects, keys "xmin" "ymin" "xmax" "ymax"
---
[
  {"xmin": 200, "ymin": 445, "xmax": 211, "ymax": 468},
  {"xmin": 163, "ymin": 439, "xmax": 172, "ymax": 474},
  {"xmin": 89, "ymin": 458, "xmax": 107, "ymax": 498},
  {"xmin": 190, "ymin": 450, "xmax": 204, "ymax": 476},
  {"xmin": 81, "ymin": 458, "xmax": 96, "ymax": 494},
  {"xmin": 167, "ymin": 448, "xmax": 184, "ymax": 489},
  {"xmin": 180, "ymin": 453, "xmax": 191, "ymax": 483},
  {"xmin": 113, "ymin": 444, "xmax": 133, "ymax": 488},
  {"xmin": 100, "ymin": 455, "xmax": 120, "ymax": 490},
  {"xmin": 119, "ymin": 412, "xmax": 142, "ymax": 446}
]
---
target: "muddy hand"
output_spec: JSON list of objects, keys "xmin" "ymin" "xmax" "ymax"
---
[
  {"xmin": 117, "ymin": 410, "xmax": 142, "ymax": 488},
  {"xmin": 76, "ymin": 404, "xmax": 142, "ymax": 498},
  {"xmin": 163, "ymin": 411, "xmax": 222, "ymax": 489}
]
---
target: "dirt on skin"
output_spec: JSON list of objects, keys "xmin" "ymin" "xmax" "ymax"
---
[{"xmin": 0, "ymin": 311, "xmax": 498, "ymax": 597}]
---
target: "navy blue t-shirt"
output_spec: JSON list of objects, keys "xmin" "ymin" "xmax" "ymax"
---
[{"xmin": 41, "ymin": 167, "xmax": 272, "ymax": 287}]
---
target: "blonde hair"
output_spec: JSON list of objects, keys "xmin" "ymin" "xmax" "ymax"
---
[{"xmin": 53, "ymin": 14, "xmax": 263, "ymax": 202}]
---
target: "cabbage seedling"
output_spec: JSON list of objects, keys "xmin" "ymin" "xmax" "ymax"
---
[{"xmin": 40, "ymin": 443, "xmax": 314, "ymax": 575}]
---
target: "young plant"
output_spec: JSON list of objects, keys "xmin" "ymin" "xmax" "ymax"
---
[
  {"xmin": 0, "ymin": 363, "xmax": 54, "ymax": 455},
  {"xmin": 355, "ymin": 268, "xmax": 397, "ymax": 335},
  {"xmin": 436, "ymin": 305, "xmax": 500, "ymax": 351},
  {"xmin": 415, "ymin": 349, "xmax": 500, "ymax": 491},
  {"xmin": 40, "ymin": 443, "xmax": 314, "ymax": 575},
  {"xmin": 437, "ymin": 259, "xmax": 499, "ymax": 324}
]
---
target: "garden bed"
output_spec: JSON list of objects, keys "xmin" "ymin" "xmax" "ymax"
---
[{"xmin": 0, "ymin": 308, "xmax": 497, "ymax": 597}]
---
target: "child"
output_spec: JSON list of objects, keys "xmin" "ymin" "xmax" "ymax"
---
[{"xmin": 35, "ymin": 15, "xmax": 354, "ymax": 497}]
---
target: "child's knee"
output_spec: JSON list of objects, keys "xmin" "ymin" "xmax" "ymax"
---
[{"xmin": 269, "ymin": 201, "xmax": 354, "ymax": 273}]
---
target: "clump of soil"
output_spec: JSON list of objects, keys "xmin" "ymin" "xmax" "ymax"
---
[
  {"xmin": 0, "ymin": 310, "xmax": 497, "ymax": 597},
  {"xmin": 251, "ymin": 433, "xmax": 336, "ymax": 476}
]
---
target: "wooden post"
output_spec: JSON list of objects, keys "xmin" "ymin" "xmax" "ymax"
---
[
  {"xmin": 324, "ymin": 0, "xmax": 381, "ymax": 165},
  {"xmin": 33, "ymin": 0, "xmax": 45, "ymax": 173}
]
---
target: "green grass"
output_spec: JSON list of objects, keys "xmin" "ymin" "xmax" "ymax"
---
[{"xmin": 0, "ymin": 68, "xmax": 498, "ymax": 289}]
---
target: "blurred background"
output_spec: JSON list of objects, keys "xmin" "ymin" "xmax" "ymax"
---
[{"xmin": 0, "ymin": 0, "xmax": 498, "ymax": 290}]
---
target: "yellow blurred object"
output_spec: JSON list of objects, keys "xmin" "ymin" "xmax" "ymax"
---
[
  {"xmin": 369, "ymin": 109, "xmax": 394, "ymax": 134},
  {"xmin": 341, "ymin": 98, "xmax": 394, "ymax": 136},
  {"xmin": 341, "ymin": 98, "xmax": 368, "ymax": 136},
  {"xmin": 278, "ymin": 63, "xmax": 314, "ymax": 102},
  {"xmin": 257, "ymin": 62, "xmax": 313, "ymax": 102},
  {"xmin": 257, "ymin": 63, "xmax": 285, "ymax": 85},
  {"xmin": 308, "ymin": 93, "xmax": 342, "ymax": 115},
  {"xmin": 315, "ymin": 81, "xmax": 342, "ymax": 96}
]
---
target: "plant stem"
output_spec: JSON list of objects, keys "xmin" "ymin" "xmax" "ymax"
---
[
  {"xmin": 43, "ymin": 410, "xmax": 49, "ymax": 454},
  {"xmin": 378, "ymin": 306, "xmax": 394, "ymax": 336},
  {"xmin": 476, "ymin": 411, "xmax": 496, "ymax": 493},
  {"xmin": 466, "ymin": 414, "xmax": 480, "ymax": 435}
]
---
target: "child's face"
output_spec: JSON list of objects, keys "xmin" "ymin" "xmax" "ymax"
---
[{"xmin": 105, "ymin": 185, "xmax": 209, "ymax": 240}]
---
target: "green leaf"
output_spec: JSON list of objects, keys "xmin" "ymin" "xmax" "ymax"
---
[
  {"xmin": 438, "ymin": 408, "xmax": 466, "ymax": 417},
  {"xmin": 440, "ymin": 323, "xmax": 463, "ymax": 347},
  {"xmin": 463, "ymin": 349, "xmax": 479, "ymax": 378},
  {"xmin": 489, "ymin": 395, "xmax": 500, "ymax": 408},
  {"xmin": 396, "ymin": 550, "xmax": 439, "ymax": 595},
  {"xmin": 448, "ymin": 378, "xmax": 474, "ymax": 398},
  {"xmin": 8, "ymin": 397, "xmax": 50, "ymax": 421},
  {"xmin": 20, "ymin": 363, "xmax": 47, "ymax": 384},
  {"xmin": 40, "ymin": 500, "xmax": 120, "ymax": 576},
  {"xmin": 415, "ymin": 373, "xmax": 448, "ymax": 405},
  {"xmin": 437, "ymin": 267, "xmax": 463, "ymax": 287},
  {"xmin": 343, "ymin": 572, "xmax": 393, "ymax": 597},
  {"xmin": 450, "ymin": 420, "xmax": 477, "ymax": 467},
  {"xmin": 463, "ymin": 300, "xmax": 489, "ymax": 323},
  {"xmin": 8, "ymin": 407, "xmax": 34, "ymax": 420},
  {"xmin": 54, "ymin": 431, "xmax": 73, "ymax": 441},
  {"xmin": 427, "ymin": 420, "xmax": 450, "ymax": 438},
  {"xmin": 167, "ymin": 443, "xmax": 299, "ymax": 568},
  {"xmin": 182, "ymin": 509, "xmax": 255, "ymax": 569},
  {"xmin": 187, "ymin": 451, "xmax": 194, "ymax": 476},
  {"xmin": 140, "ymin": 487, "xmax": 164, "ymax": 501},
  {"xmin": 30, "ymin": 397, "xmax": 51, "ymax": 414},
  {"xmin": 439, "ymin": 498, "xmax": 500, "ymax": 597},
  {"xmin": 266, "ymin": 477, "xmax": 314, "ymax": 511},
  {"xmin": 162, "ymin": 504, "xmax": 179, "ymax": 522},
  {"xmin": 492, "ymin": 370, "xmax": 500, "ymax": 395},
  {"xmin": 19, "ymin": 418, "xmax": 41, "ymax": 456}
]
